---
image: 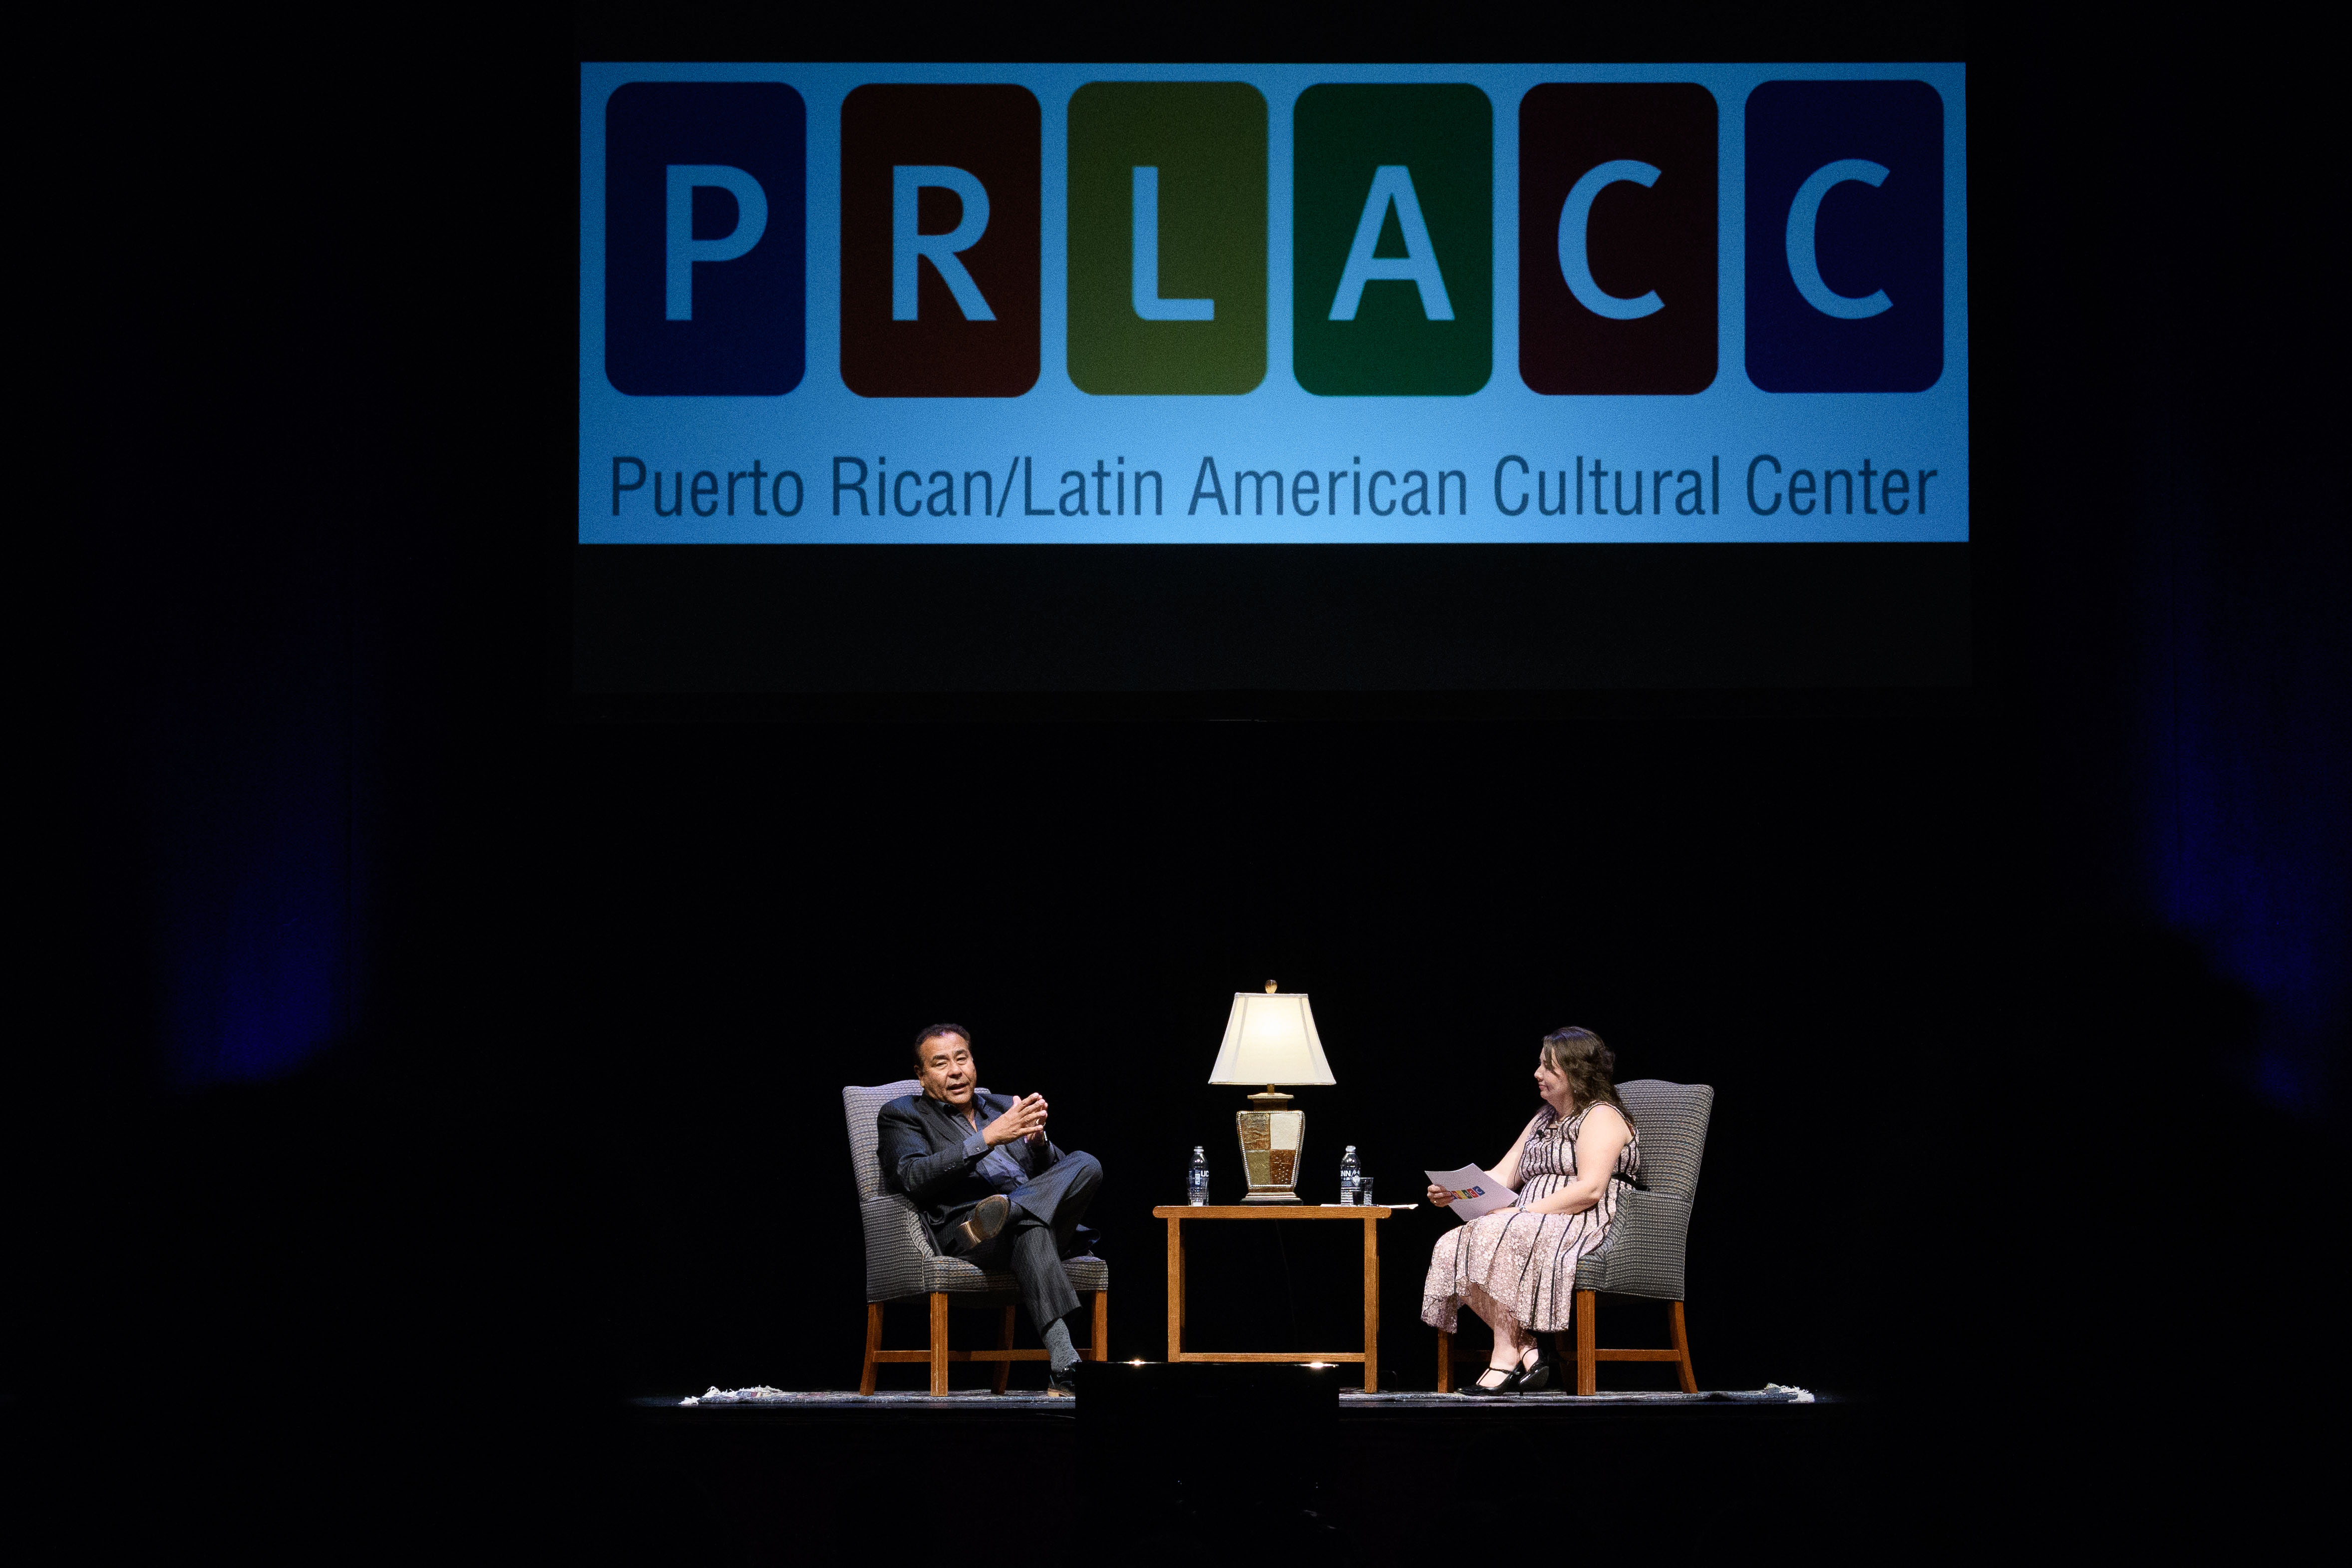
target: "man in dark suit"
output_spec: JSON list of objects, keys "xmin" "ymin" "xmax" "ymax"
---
[{"xmin": 875, "ymin": 1022, "xmax": 1103, "ymax": 1395}]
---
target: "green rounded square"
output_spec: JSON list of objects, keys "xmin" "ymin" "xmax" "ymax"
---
[
  {"xmin": 1067, "ymin": 82, "xmax": 1268, "ymax": 395},
  {"xmin": 1293, "ymin": 83, "xmax": 1492, "ymax": 396}
]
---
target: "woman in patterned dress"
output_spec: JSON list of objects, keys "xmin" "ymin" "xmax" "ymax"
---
[{"xmin": 1421, "ymin": 1027, "xmax": 1640, "ymax": 1392}]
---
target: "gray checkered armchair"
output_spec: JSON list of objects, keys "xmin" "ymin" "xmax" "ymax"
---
[
  {"xmin": 844, "ymin": 1080, "xmax": 1108, "ymax": 1395},
  {"xmin": 1436, "ymin": 1078, "xmax": 1714, "ymax": 1395}
]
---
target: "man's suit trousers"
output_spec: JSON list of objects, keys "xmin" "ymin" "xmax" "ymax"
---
[{"xmin": 940, "ymin": 1150, "xmax": 1101, "ymax": 1329}]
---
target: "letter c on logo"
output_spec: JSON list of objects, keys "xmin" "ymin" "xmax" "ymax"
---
[
  {"xmin": 1558, "ymin": 159, "xmax": 1664, "ymax": 320},
  {"xmin": 1786, "ymin": 159, "xmax": 1892, "ymax": 319}
]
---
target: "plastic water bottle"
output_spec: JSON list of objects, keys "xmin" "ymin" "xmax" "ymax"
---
[
  {"xmin": 1339, "ymin": 1146, "xmax": 1361, "ymax": 1206},
  {"xmin": 1188, "ymin": 1146, "xmax": 1210, "ymax": 1205}
]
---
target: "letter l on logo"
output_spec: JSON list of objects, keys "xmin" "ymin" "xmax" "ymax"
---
[{"xmin": 1131, "ymin": 167, "xmax": 1214, "ymax": 321}]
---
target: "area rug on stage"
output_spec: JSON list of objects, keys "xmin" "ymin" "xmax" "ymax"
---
[{"xmin": 666, "ymin": 1384, "xmax": 1819, "ymax": 1407}]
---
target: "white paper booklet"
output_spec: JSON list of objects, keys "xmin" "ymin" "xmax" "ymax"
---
[{"xmin": 1424, "ymin": 1165, "xmax": 1518, "ymax": 1220}]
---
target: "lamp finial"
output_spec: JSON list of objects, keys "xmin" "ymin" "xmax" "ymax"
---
[{"xmin": 1264, "ymin": 979, "xmax": 1278, "ymax": 993}]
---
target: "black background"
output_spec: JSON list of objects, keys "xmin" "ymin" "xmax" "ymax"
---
[
  {"xmin": 576, "ymin": 542, "xmax": 1969, "ymax": 697},
  {"xmin": 50, "ymin": 1, "xmax": 2345, "ymax": 1557}
]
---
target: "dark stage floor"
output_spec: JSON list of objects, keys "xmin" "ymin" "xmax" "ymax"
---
[{"xmin": 617, "ymin": 1385, "xmax": 1895, "ymax": 1562}]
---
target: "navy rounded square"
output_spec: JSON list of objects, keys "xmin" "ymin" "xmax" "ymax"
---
[
  {"xmin": 606, "ymin": 82, "xmax": 806, "ymax": 397},
  {"xmin": 1744, "ymin": 80, "xmax": 1942, "ymax": 393}
]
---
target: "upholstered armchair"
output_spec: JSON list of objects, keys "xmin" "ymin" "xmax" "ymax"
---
[
  {"xmin": 843, "ymin": 1080, "xmax": 1108, "ymax": 1394},
  {"xmin": 1436, "ymin": 1078, "xmax": 1713, "ymax": 1394}
]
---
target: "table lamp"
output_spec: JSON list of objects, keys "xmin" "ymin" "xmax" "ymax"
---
[{"xmin": 1208, "ymin": 981, "xmax": 1336, "ymax": 1203}]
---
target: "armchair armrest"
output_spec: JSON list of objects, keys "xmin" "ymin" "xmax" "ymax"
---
[
  {"xmin": 1573, "ymin": 1188, "xmax": 1693, "ymax": 1301},
  {"xmin": 860, "ymin": 1193, "xmax": 939, "ymax": 1304}
]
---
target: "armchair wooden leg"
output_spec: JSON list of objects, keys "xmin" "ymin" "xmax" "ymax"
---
[
  {"xmin": 1436, "ymin": 1329, "xmax": 1452, "ymax": 1394},
  {"xmin": 1574, "ymin": 1289, "xmax": 1598, "ymax": 1396},
  {"xmin": 1669, "ymin": 1299, "xmax": 1697, "ymax": 1394},
  {"xmin": 992, "ymin": 1306, "xmax": 1015, "ymax": 1394},
  {"xmin": 1089, "ymin": 1290, "xmax": 1109, "ymax": 1362},
  {"xmin": 861, "ymin": 1302, "xmax": 883, "ymax": 1396},
  {"xmin": 929, "ymin": 1291, "xmax": 951, "ymax": 1396}
]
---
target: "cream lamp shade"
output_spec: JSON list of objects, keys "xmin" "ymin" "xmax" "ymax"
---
[{"xmin": 1208, "ymin": 989, "xmax": 1337, "ymax": 1086}]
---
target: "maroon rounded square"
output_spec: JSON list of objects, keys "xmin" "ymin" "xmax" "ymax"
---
[
  {"xmin": 1519, "ymin": 83, "xmax": 1716, "ymax": 396},
  {"xmin": 841, "ymin": 84, "xmax": 1040, "ymax": 398}
]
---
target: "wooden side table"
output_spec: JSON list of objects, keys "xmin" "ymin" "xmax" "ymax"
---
[{"xmin": 1150, "ymin": 1204, "xmax": 1394, "ymax": 1391}]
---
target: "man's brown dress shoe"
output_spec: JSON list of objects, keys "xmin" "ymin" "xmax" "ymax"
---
[{"xmin": 955, "ymin": 1194, "xmax": 1011, "ymax": 1250}]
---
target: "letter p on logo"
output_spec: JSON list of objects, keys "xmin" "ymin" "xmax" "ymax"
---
[
  {"xmin": 666, "ymin": 165, "xmax": 769, "ymax": 320},
  {"xmin": 605, "ymin": 82, "xmax": 805, "ymax": 396}
]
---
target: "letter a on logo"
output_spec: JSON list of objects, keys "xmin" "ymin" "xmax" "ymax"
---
[{"xmin": 1293, "ymin": 84, "xmax": 1490, "ymax": 396}]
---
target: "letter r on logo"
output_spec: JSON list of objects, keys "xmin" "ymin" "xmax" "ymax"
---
[
  {"xmin": 841, "ymin": 84, "xmax": 1039, "ymax": 398},
  {"xmin": 891, "ymin": 165, "xmax": 995, "ymax": 320}
]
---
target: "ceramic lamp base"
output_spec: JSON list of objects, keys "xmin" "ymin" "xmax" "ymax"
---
[{"xmin": 1236, "ymin": 1089, "xmax": 1305, "ymax": 1203}]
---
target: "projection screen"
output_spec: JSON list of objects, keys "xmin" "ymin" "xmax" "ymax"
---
[{"xmin": 576, "ymin": 62, "xmax": 1967, "ymax": 696}]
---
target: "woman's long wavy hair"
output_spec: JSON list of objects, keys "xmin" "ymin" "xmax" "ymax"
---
[{"xmin": 1541, "ymin": 1026, "xmax": 1633, "ymax": 1127}]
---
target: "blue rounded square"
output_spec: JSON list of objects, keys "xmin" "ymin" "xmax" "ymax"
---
[
  {"xmin": 1744, "ymin": 80, "xmax": 1942, "ymax": 393},
  {"xmin": 606, "ymin": 82, "xmax": 806, "ymax": 396}
]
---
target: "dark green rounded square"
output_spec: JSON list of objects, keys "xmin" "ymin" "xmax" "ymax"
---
[{"xmin": 1293, "ymin": 83, "xmax": 1492, "ymax": 396}]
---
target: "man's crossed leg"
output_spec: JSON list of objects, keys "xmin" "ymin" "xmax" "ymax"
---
[{"xmin": 944, "ymin": 1151, "xmax": 1102, "ymax": 1391}]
